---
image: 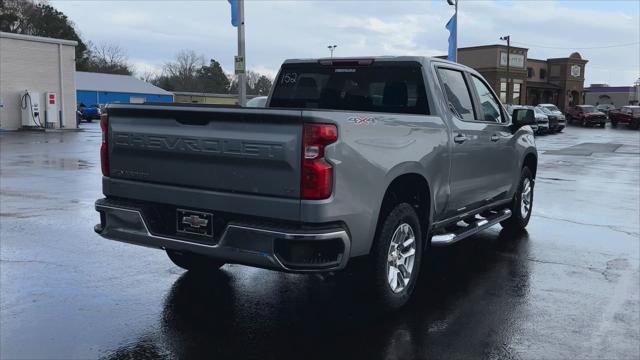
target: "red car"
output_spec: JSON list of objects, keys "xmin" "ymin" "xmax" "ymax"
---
[
  {"xmin": 566, "ymin": 105, "xmax": 607, "ymax": 128},
  {"xmin": 609, "ymin": 106, "xmax": 640, "ymax": 129}
]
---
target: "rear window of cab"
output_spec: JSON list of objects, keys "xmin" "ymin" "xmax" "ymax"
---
[{"xmin": 270, "ymin": 62, "xmax": 430, "ymax": 115}]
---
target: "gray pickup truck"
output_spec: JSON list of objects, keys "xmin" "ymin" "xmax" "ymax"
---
[{"xmin": 95, "ymin": 56, "xmax": 537, "ymax": 309}]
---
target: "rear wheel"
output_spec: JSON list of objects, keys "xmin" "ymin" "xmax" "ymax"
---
[
  {"xmin": 370, "ymin": 203, "xmax": 423, "ymax": 310},
  {"xmin": 167, "ymin": 250, "xmax": 225, "ymax": 272},
  {"xmin": 501, "ymin": 167, "xmax": 534, "ymax": 231}
]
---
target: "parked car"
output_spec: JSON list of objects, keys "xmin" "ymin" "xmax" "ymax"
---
[
  {"xmin": 246, "ymin": 96, "xmax": 268, "ymax": 107},
  {"xmin": 609, "ymin": 105, "xmax": 640, "ymax": 129},
  {"xmin": 596, "ymin": 103, "xmax": 616, "ymax": 115},
  {"xmin": 537, "ymin": 106, "xmax": 565, "ymax": 132},
  {"xmin": 78, "ymin": 103, "xmax": 102, "ymax": 122},
  {"xmin": 510, "ymin": 105, "xmax": 543, "ymax": 134},
  {"xmin": 537, "ymin": 104, "xmax": 566, "ymax": 132},
  {"xmin": 532, "ymin": 106, "xmax": 551, "ymax": 133},
  {"xmin": 94, "ymin": 56, "xmax": 538, "ymax": 309},
  {"xmin": 565, "ymin": 105, "xmax": 606, "ymax": 127}
]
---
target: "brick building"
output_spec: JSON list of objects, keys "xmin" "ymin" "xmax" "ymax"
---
[{"xmin": 451, "ymin": 45, "xmax": 588, "ymax": 111}]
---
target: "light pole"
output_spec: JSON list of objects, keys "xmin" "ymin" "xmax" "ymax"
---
[
  {"xmin": 500, "ymin": 35, "xmax": 511, "ymax": 104},
  {"xmin": 328, "ymin": 45, "xmax": 337, "ymax": 58},
  {"xmin": 447, "ymin": 0, "xmax": 458, "ymax": 62},
  {"xmin": 237, "ymin": 0, "xmax": 246, "ymax": 106}
]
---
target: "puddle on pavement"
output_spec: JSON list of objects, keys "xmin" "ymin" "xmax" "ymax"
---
[{"xmin": 8, "ymin": 158, "xmax": 94, "ymax": 170}]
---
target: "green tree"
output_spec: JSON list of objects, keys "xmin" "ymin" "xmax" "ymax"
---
[
  {"xmin": 252, "ymin": 75, "xmax": 273, "ymax": 95},
  {"xmin": 230, "ymin": 71, "xmax": 274, "ymax": 95},
  {"xmin": 0, "ymin": 0, "xmax": 90, "ymax": 69},
  {"xmin": 197, "ymin": 59, "xmax": 230, "ymax": 93}
]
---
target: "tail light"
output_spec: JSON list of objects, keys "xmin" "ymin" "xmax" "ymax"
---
[
  {"xmin": 301, "ymin": 123, "xmax": 337, "ymax": 200},
  {"xmin": 100, "ymin": 114, "xmax": 109, "ymax": 176}
]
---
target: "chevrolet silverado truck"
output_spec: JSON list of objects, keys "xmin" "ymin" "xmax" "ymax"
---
[
  {"xmin": 609, "ymin": 106, "xmax": 640, "ymax": 129},
  {"xmin": 95, "ymin": 57, "xmax": 537, "ymax": 309},
  {"xmin": 566, "ymin": 105, "xmax": 606, "ymax": 128}
]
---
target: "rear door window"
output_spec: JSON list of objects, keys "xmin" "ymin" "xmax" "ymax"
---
[
  {"xmin": 270, "ymin": 62, "xmax": 429, "ymax": 115},
  {"xmin": 435, "ymin": 68, "xmax": 475, "ymax": 121},
  {"xmin": 470, "ymin": 75, "xmax": 504, "ymax": 123}
]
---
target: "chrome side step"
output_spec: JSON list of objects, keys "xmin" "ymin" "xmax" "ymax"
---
[{"xmin": 431, "ymin": 209, "xmax": 512, "ymax": 246}]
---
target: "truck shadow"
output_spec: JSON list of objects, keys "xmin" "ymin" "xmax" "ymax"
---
[{"xmin": 102, "ymin": 229, "xmax": 532, "ymax": 360}]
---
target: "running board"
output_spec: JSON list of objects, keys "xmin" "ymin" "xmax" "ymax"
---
[{"xmin": 431, "ymin": 209, "xmax": 512, "ymax": 246}]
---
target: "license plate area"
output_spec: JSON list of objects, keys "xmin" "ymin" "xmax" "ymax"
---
[{"xmin": 176, "ymin": 209, "xmax": 214, "ymax": 237}]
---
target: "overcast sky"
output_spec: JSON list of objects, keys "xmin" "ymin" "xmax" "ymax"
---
[{"xmin": 51, "ymin": 0, "xmax": 639, "ymax": 85}]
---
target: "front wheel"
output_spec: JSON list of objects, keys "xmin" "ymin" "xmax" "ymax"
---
[
  {"xmin": 370, "ymin": 203, "xmax": 423, "ymax": 310},
  {"xmin": 167, "ymin": 250, "xmax": 225, "ymax": 272},
  {"xmin": 501, "ymin": 167, "xmax": 534, "ymax": 231}
]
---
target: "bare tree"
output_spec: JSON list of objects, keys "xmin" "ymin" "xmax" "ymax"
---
[
  {"xmin": 159, "ymin": 50, "xmax": 205, "ymax": 91},
  {"xmin": 84, "ymin": 41, "xmax": 133, "ymax": 75},
  {"xmin": 245, "ymin": 70, "xmax": 261, "ymax": 89},
  {"xmin": 139, "ymin": 71, "xmax": 159, "ymax": 83}
]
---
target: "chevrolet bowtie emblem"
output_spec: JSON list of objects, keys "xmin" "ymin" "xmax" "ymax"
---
[{"xmin": 182, "ymin": 215, "xmax": 208, "ymax": 228}]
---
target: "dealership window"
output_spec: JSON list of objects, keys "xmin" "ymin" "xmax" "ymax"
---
[
  {"xmin": 527, "ymin": 67, "xmax": 534, "ymax": 78},
  {"xmin": 512, "ymin": 83, "xmax": 521, "ymax": 104},
  {"xmin": 500, "ymin": 80, "xmax": 507, "ymax": 103}
]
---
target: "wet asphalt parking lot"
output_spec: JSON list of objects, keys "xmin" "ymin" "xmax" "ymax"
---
[{"xmin": 1, "ymin": 122, "xmax": 639, "ymax": 360}]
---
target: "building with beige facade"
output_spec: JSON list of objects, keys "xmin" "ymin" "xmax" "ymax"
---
[
  {"xmin": 0, "ymin": 32, "xmax": 77, "ymax": 130},
  {"xmin": 451, "ymin": 45, "xmax": 588, "ymax": 111}
]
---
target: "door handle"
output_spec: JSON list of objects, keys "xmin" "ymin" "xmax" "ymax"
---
[
  {"xmin": 454, "ymin": 134, "xmax": 467, "ymax": 144},
  {"xmin": 490, "ymin": 134, "xmax": 500, "ymax": 142}
]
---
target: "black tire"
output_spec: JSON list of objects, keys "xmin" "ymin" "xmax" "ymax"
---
[
  {"xmin": 167, "ymin": 250, "xmax": 225, "ymax": 272},
  {"xmin": 501, "ymin": 167, "xmax": 534, "ymax": 231},
  {"xmin": 86, "ymin": 119, "xmax": 93, "ymax": 123},
  {"xmin": 611, "ymin": 120, "xmax": 618, "ymax": 127},
  {"xmin": 581, "ymin": 118, "xmax": 587, "ymax": 127},
  {"xmin": 599, "ymin": 122, "xmax": 606, "ymax": 128},
  {"xmin": 566, "ymin": 115, "xmax": 572, "ymax": 124},
  {"xmin": 370, "ymin": 203, "xmax": 423, "ymax": 310}
]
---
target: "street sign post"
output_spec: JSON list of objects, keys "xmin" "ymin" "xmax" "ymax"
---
[{"xmin": 235, "ymin": 55, "xmax": 245, "ymax": 75}]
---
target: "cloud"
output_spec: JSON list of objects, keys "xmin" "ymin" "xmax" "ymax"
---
[{"xmin": 51, "ymin": 0, "xmax": 639, "ymax": 85}]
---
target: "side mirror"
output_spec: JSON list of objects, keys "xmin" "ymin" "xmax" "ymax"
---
[{"xmin": 512, "ymin": 108, "xmax": 535, "ymax": 128}]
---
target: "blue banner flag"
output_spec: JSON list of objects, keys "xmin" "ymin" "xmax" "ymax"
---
[
  {"xmin": 228, "ymin": 0, "xmax": 238, "ymax": 27},
  {"xmin": 446, "ymin": 14, "xmax": 457, "ymax": 61}
]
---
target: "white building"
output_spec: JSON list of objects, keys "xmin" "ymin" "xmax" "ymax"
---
[
  {"xmin": 584, "ymin": 84, "xmax": 640, "ymax": 108},
  {"xmin": 0, "ymin": 32, "xmax": 77, "ymax": 130}
]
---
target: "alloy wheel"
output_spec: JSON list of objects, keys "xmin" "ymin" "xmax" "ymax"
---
[
  {"xmin": 520, "ymin": 178, "xmax": 532, "ymax": 218},
  {"xmin": 386, "ymin": 223, "xmax": 417, "ymax": 293}
]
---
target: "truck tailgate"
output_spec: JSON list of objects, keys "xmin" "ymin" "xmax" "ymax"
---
[{"xmin": 106, "ymin": 105, "xmax": 303, "ymax": 199}]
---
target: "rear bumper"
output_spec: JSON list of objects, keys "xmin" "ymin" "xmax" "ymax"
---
[{"xmin": 95, "ymin": 198, "xmax": 351, "ymax": 273}]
